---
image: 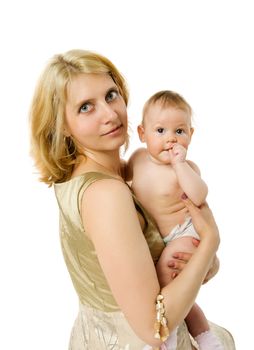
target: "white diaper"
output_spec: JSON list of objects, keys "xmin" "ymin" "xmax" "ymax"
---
[{"xmin": 163, "ymin": 217, "xmax": 199, "ymax": 245}]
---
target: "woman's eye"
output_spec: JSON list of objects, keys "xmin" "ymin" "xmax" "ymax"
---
[
  {"xmin": 157, "ymin": 128, "xmax": 165, "ymax": 134},
  {"xmin": 79, "ymin": 103, "xmax": 92, "ymax": 113},
  {"xmin": 106, "ymin": 90, "xmax": 118, "ymax": 102},
  {"xmin": 176, "ymin": 128, "xmax": 184, "ymax": 135}
]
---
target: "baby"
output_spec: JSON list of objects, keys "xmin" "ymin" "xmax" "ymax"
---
[{"xmin": 127, "ymin": 91, "xmax": 223, "ymax": 350}]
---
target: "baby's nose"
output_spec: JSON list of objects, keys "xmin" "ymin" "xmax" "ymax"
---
[{"xmin": 167, "ymin": 135, "xmax": 177, "ymax": 143}]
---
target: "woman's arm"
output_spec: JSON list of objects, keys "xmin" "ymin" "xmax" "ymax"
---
[
  {"xmin": 81, "ymin": 180, "xmax": 219, "ymax": 347},
  {"xmin": 161, "ymin": 197, "xmax": 220, "ymax": 330}
]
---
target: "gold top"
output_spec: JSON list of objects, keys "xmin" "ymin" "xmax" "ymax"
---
[{"xmin": 54, "ymin": 172, "xmax": 165, "ymax": 312}]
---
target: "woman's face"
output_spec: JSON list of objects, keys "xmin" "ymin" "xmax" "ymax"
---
[{"xmin": 65, "ymin": 73, "xmax": 128, "ymax": 155}]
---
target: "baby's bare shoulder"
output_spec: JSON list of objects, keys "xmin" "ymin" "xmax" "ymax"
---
[{"xmin": 129, "ymin": 147, "xmax": 147, "ymax": 162}]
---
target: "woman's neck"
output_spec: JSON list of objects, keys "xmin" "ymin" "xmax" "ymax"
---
[{"xmin": 73, "ymin": 151, "xmax": 123, "ymax": 178}]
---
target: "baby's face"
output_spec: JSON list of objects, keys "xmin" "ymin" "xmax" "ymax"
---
[{"xmin": 139, "ymin": 104, "xmax": 193, "ymax": 164}]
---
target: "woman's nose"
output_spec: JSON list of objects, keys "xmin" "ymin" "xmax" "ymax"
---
[{"xmin": 101, "ymin": 103, "xmax": 117, "ymax": 123}]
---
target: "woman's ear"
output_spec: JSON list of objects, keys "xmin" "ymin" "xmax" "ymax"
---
[{"xmin": 137, "ymin": 124, "xmax": 145, "ymax": 142}]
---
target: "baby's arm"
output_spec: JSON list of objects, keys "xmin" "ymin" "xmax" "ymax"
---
[
  {"xmin": 170, "ymin": 144, "xmax": 208, "ymax": 206},
  {"xmin": 174, "ymin": 160, "xmax": 208, "ymax": 205}
]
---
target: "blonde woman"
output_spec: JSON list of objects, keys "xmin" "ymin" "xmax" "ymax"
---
[{"xmin": 30, "ymin": 49, "xmax": 235, "ymax": 350}]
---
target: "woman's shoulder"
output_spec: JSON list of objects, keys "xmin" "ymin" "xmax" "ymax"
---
[
  {"xmin": 54, "ymin": 171, "xmax": 127, "ymax": 210},
  {"xmin": 55, "ymin": 171, "xmax": 121, "ymax": 189},
  {"xmin": 78, "ymin": 173, "xmax": 132, "ymax": 214}
]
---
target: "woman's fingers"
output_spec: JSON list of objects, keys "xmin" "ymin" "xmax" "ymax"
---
[
  {"xmin": 168, "ymin": 253, "xmax": 190, "ymax": 270},
  {"xmin": 181, "ymin": 193, "xmax": 200, "ymax": 209},
  {"xmin": 171, "ymin": 272, "xmax": 178, "ymax": 279},
  {"xmin": 181, "ymin": 194, "xmax": 219, "ymax": 242},
  {"xmin": 172, "ymin": 252, "xmax": 192, "ymax": 262},
  {"xmin": 192, "ymin": 238, "xmax": 200, "ymax": 247}
]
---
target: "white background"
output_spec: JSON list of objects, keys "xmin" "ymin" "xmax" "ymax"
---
[{"xmin": 0, "ymin": 0, "xmax": 253, "ymax": 348}]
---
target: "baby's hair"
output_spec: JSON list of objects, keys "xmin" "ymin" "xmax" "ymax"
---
[{"xmin": 142, "ymin": 90, "xmax": 192, "ymax": 125}]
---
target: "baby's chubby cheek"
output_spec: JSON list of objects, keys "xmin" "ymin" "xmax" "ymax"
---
[{"xmin": 159, "ymin": 150, "xmax": 173, "ymax": 164}]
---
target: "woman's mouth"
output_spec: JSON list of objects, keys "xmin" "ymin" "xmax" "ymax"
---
[{"xmin": 102, "ymin": 124, "xmax": 123, "ymax": 136}]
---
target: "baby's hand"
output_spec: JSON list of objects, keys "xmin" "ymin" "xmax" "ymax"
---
[{"xmin": 169, "ymin": 143, "xmax": 187, "ymax": 165}]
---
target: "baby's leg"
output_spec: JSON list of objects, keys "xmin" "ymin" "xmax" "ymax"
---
[
  {"xmin": 186, "ymin": 306, "xmax": 224, "ymax": 350},
  {"xmin": 185, "ymin": 303, "xmax": 209, "ymax": 337}
]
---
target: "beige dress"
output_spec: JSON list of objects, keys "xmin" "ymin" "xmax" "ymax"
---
[{"xmin": 54, "ymin": 172, "xmax": 235, "ymax": 350}]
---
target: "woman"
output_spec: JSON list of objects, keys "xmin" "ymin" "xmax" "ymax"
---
[{"xmin": 30, "ymin": 49, "xmax": 235, "ymax": 349}]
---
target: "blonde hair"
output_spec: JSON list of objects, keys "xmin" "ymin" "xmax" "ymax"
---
[
  {"xmin": 142, "ymin": 90, "xmax": 192, "ymax": 125},
  {"xmin": 30, "ymin": 49, "xmax": 129, "ymax": 186}
]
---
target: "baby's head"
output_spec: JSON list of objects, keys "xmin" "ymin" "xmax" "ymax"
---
[
  {"xmin": 141, "ymin": 90, "xmax": 192, "ymax": 127},
  {"xmin": 138, "ymin": 90, "xmax": 194, "ymax": 163}
]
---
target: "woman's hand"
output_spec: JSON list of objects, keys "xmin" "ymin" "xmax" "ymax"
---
[
  {"xmin": 168, "ymin": 240, "xmax": 220, "ymax": 283},
  {"xmin": 156, "ymin": 197, "xmax": 220, "ymax": 288},
  {"xmin": 181, "ymin": 195, "xmax": 220, "ymax": 246},
  {"xmin": 165, "ymin": 196, "xmax": 221, "ymax": 283}
]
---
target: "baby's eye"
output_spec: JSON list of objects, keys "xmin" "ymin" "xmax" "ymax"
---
[
  {"xmin": 80, "ymin": 103, "xmax": 93, "ymax": 113},
  {"xmin": 156, "ymin": 128, "xmax": 165, "ymax": 134},
  {"xmin": 106, "ymin": 90, "xmax": 119, "ymax": 102},
  {"xmin": 176, "ymin": 128, "xmax": 184, "ymax": 135}
]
